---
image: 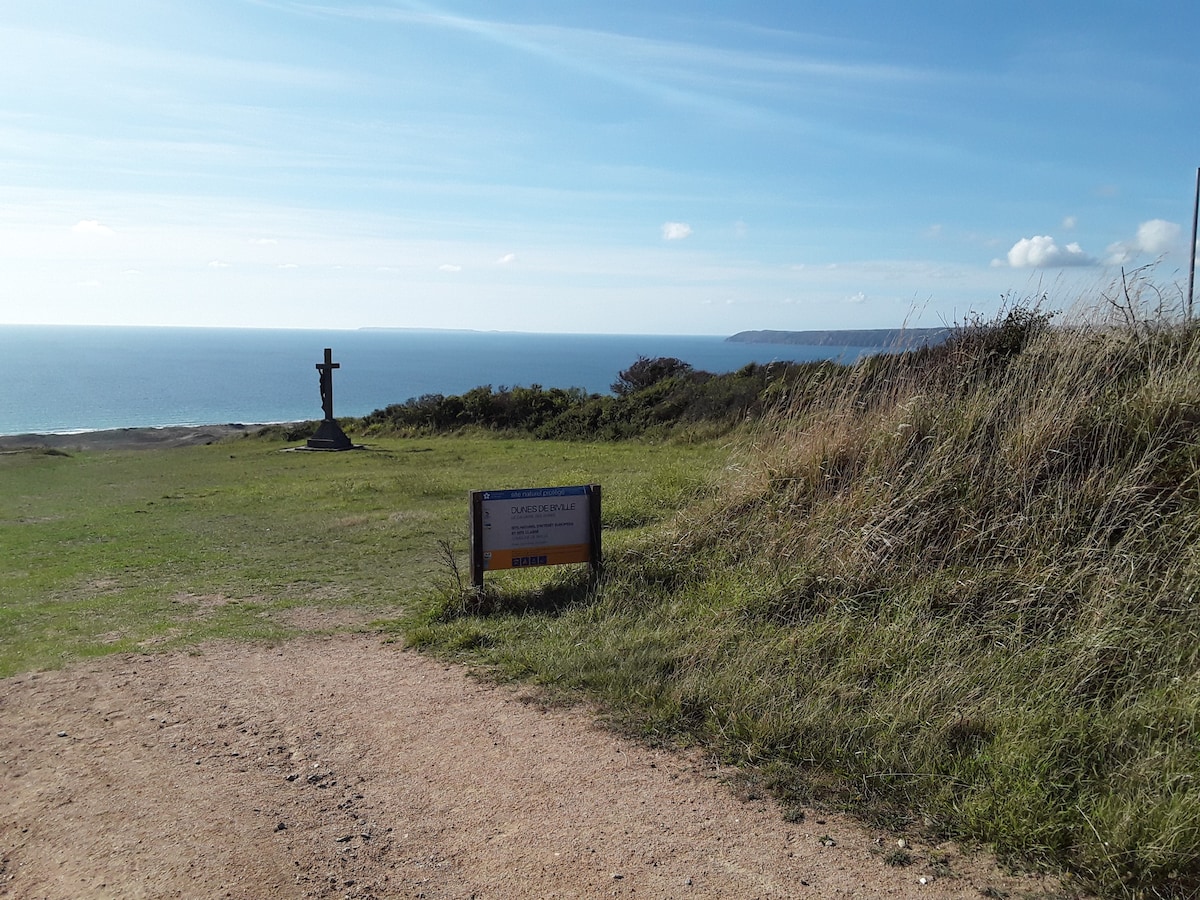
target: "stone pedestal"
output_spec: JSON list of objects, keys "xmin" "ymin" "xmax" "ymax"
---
[{"xmin": 306, "ymin": 418, "xmax": 354, "ymax": 451}]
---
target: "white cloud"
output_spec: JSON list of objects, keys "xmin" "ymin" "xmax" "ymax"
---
[
  {"xmin": 1062, "ymin": 215, "xmax": 1077, "ymax": 230},
  {"xmin": 496, "ymin": 252, "xmax": 517, "ymax": 264},
  {"xmin": 251, "ymin": 238, "xmax": 278, "ymax": 245},
  {"xmin": 1005, "ymin": 235, "xmax": 1095, "ymax": 268},
  {"xmin": 277, "ymin": 263, "xmax": 299, "ymax": 269},
  {"xmin": 1141, "ymin": 219, "xmax": 1182, "ymax": 253},
  {"xmin": 661, "ymin": 222, "xmax": 692, "ymax": 241},
  {"xmin": 846, "ymin": 291, "xmax": 867, "ymax": 304},
  {"xmin": 208, "ymin": 259, "xmax": 230, "ymax": 268},
  {"xmin": 438, "ymin": 263, "xmax": 462, "ymax": 273},
  {"xmin": 72, "ymin": 219, "xmax": 114, "ymax": 237},
  {"xmin": 1104, "ymin": 244, "xmax": 1134, "ymax": 266},
  {"xmin": 1106, "ymin": 219, "xmax": 1182, "ymax": 265}
]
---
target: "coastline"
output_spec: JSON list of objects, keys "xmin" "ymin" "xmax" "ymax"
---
[{"xmin": 0, "ymin": 423, "xmax": 286, "ymax": 453}]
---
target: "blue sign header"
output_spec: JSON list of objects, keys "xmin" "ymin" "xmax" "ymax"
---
[{"xmin": 481, "ymin": 485, "xmax": 590, "ymax": 502}]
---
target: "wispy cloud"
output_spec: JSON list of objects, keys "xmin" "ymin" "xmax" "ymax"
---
[
  {"xmin": 0, "ymin": 25, "xmax": 353, "ymax": 94},
  {"xmin": 662, "ymin": 222, "xmax": 693, "ymax": 241},
  {"xmin": 277, "ymin": 2, "xmax": 937, "ymax": 129},
  {"xmin": 72, "ymin": 219, "xmax": 114, "ymax": 237}
]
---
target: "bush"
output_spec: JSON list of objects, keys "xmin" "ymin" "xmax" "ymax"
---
[
  {"xmin": 611, "ymin": 356, "xmax": 694, "ymax": 396},
  {"xmin": 355, "ymin": 358, "xmax": 830, "ymax": 440}
]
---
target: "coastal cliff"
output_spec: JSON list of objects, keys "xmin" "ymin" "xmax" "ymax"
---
[{"xmin": 726, "ymin": 327, "xmax": 949, "ymax": 347}]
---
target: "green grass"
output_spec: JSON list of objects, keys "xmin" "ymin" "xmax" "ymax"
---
[
  {"xmin": 401, "ymin": 309, "xmax": 1200, "ymax": 900},
  {"xmin": 0, "ymin": 434, "xmax": 724, "ymax": 676}
]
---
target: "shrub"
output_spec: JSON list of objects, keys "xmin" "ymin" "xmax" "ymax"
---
[
  {"xmin": 611, "ymin": 356, "xmax": 694, "ymax": 396},
  {"xmin": 356, "ymin": 358, "xmax": 828, "ymax": 440}
]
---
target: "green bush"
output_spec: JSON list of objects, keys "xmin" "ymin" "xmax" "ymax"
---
[{"xmin": 357, "ymin": 358, "xmax": 835, "ymax": 440}]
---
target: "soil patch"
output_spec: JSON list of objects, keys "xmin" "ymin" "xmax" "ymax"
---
[{"xmin": 0, "ymin": 635, "xmax": 1077, "ymax": 898}]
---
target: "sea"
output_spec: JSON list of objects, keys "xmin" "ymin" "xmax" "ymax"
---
[{"xmin": 0, "ymin": 325, "xmax": 885, "ymax": 436}]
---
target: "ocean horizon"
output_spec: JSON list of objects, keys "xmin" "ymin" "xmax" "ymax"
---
[{"xmin": 1, "ymin": 325, "xmax": 884, "ymax": 436}]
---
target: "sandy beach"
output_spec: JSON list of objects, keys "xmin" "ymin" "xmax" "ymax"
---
[{"xmin": 0, "ymin": 423, "xmax": 286, "ymax": 453}]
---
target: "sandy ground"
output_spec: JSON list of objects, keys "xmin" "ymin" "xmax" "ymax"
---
[
  {"xmin": 0, "ymin": 424, "xmax": 276, "ymax": 453},
  {"xmin": 0, "ymin": 634, "xmax": 1077, "ymax": 900}
]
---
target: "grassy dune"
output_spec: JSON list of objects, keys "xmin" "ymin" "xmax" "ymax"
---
[{"xmin": 410, "ymin": 307, "xmax": 1200, "ymax": 898}]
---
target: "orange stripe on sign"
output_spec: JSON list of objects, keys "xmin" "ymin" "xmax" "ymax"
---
[{"xmin": 484, "ymin": 543, "xmax": 591, "ymax": 571}]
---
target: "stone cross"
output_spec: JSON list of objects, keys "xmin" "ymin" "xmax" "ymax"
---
[
  {"xmin": 316, "ymin": 348, "xmax": 340, "ymax": 421},
  {"xmin": 306, "ymin": 347, "xmax": 354, "ymax": 450}
]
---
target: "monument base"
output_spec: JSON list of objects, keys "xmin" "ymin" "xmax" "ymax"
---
[{"xmin": 306, "ymin": 418, "xmax": 355, "ymax": 451}]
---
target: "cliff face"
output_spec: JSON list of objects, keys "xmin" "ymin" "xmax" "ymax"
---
[{"xmin": 726, "ymin": 327, "xmax": 950, "ymax": 347}]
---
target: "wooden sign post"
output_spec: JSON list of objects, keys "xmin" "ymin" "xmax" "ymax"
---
[{"xmin": 469, "ymin": 484, "xmax": 601, "ymax": 588}]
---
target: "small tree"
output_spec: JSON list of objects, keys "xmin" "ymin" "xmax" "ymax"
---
[{"xmin": 611, "ymin": 356, "xmax": 694, "ymax": 396}]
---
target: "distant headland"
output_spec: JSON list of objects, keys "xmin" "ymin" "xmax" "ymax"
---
[{"xmin": 726, "ymin": 327, "xmax": 950, "ymax": 348}]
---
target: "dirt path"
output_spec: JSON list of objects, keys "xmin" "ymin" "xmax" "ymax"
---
[{"xmin": 1, "ymin": 635, "xmax": 1072, "ymax": 899}]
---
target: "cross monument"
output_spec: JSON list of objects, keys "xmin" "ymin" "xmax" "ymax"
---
[
  {"xmin": 317, "ymin": 347, "xmax": 339, "ymax": 421},
  {"xmin": 306, "ymin": 347, "xmax": 354, "ymax": 450}
]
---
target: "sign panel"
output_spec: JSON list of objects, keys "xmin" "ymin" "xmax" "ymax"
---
[{"xmin": 469, "ymin": 484, "xmax": 601, "ymax": 587}]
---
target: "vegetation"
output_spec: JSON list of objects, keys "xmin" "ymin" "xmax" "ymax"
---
[
  {"xmin": 354, "ymin": 355, "xmax": 838, "ymax": 441},
  {"xmin": 7, "ymin": 281, "xmax": 1200, "ymax": 897},
  {"xmin": 0, "ymin": 435, "xmax": 722, "ymax": 677},
  {"xmin": 406, "ymin": 293, "xmax": 1200, "ymax": 898}
]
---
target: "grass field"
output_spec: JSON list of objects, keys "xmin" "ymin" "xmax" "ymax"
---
[{"xmin": 0, "ymin": 434, "xmax": 724, "ymax": 678}]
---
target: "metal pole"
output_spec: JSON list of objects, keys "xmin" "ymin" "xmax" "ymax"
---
[{"xmin": 1188, "ymin": 167, "xmax": 1199, "ymax": 320}]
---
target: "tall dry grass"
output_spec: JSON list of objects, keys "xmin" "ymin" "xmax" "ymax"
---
[
  {"xmin": 664, "ymin": 302, "xmax": 1200, "ymax": 895},
  {"xmin": 410, "ymin": 287, "xmax": 1200, "ymax": 897}
]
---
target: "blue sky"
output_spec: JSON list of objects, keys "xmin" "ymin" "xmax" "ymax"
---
[{"xmin": 2, "ymin": 1, "xmax": 1198, "ymax": 334}]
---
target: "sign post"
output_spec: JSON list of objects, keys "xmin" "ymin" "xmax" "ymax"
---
[{"xmin": 469, "ymin": 484, "xmax": 601, "ymax": 588}]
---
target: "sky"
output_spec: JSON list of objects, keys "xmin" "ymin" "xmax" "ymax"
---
[{"xmin": 2, "ymin": 1, "xmax": 1198, "ymax": 335}]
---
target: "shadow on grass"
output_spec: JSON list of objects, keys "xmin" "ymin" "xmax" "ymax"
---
[
  {"xmin": 496, "ymin": 575, "xmax": 599, "ymax": 617},
  {"xmin": 437, "ymin": 569, "xmax": 601, "ymax": 622}
]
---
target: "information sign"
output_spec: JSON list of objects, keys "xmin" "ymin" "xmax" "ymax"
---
[{"xmin": 469, "ymin": 484, "xmax": 601, "ymax": 587}]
